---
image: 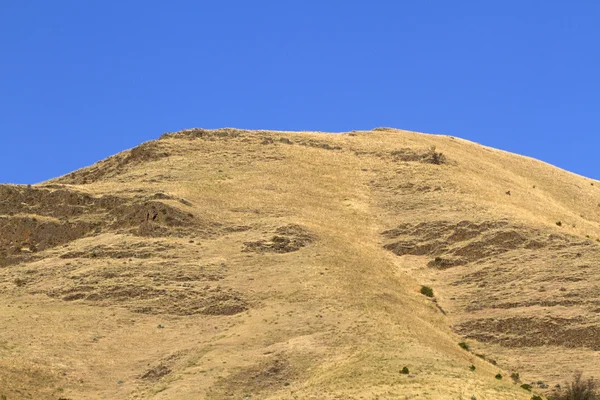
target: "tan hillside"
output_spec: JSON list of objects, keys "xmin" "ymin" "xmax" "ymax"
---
[{"xmin": 1, "ymin": 127, "xmax": 600, "ymax": 400}]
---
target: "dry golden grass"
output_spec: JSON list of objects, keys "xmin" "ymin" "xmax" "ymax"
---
[{"xmin": 1, "ymin": 127, "xmax": 599, "ymax": 399}]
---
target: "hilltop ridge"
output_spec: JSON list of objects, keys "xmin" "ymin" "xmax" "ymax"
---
[{"xmin": 1, "ymin": 127, "xmax": 599, "ymax": 399}]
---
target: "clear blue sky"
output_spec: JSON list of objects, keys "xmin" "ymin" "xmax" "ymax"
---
[{"xmin": 1, "ymin": 1, "xmax": 598, "ymax": 183}]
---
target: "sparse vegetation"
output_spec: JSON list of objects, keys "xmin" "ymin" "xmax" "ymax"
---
[
  {"xmin": 520, "ymin": 383, "xmax": 532, "ymax": 391},
  {"xmin": 424, "ymin": 145, "xmax": 446, "ymax": 165},
  {"xmin": 420, "ymin": 285, "xmax": 434, "ymax": 297},
  {"xmin": 551, "ymin": 372, "xmax": 599, "ymax": 400},
  {"xmin": 13, "ymin": 278, "xmax": 26, "ymax": 287},
  {"xmin": 531, "ymin": 396, "xmax": 543, "ymax": 400},
  {"xmin": 3, "ymin": 127, "xmax": 600, "ymax": 398},
  {"xmin": 556, "ymin": 221, "xmax": 562, "ymax": 226},
  {"xmin": 496, "ymin": 373, "xmax": 503, "ymax": 380}
]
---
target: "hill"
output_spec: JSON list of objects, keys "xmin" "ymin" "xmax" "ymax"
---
[{"xmin": 1, "ymin": 127, "xmax": 599, "ymax": 399}]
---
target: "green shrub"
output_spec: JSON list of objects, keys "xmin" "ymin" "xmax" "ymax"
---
[
  {"xmin": 511, "ymin": 372, "xmax": 520, "ymax": 383},
  {"xmin": 401, "ymin": 367, "xmax": 409, "ymax": 374},
  {"xmin": 520, "ymin": 383, "xmax": 532, "ymax": 391},
  {"xmin": 556, "ymin": 221, "xmax": 562, "ymax": 226},
  {"xmin": 495, "ymin": 373, "xmax": 503, "ymax": 380},
  {"xmin": 531, "ymin": 396, "xmax": 542, "ymax": 400},
  {"xmin": 469, "ymin": 365, "xmax": 476, "ymax": 371},
  {"xmin": 458, "ymin": 342, "xmax": 469, "ymax": 351},
  {"xmin": 420, "ymin": 285, "xmax": 434, "ymax": 297}
]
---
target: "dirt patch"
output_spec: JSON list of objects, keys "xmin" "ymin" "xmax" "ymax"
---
[
  {"xmin": 110, "ymin": 200, "xmax": 196, "ymax": 236},
  {"xmin": 243, "ymin": 224, "xmax": 315, "ymax": 253},
  {"xmin": 48, "ymin": 284, "xmax": 247, "ymax": 316},
  {"xmin": 0, "ymin": 216, "xmax": 95, "ymax": 266},
  {"xmin": 0, "ymin": 185, "xmax": 120, "ymax": 218},
  {"xmin": 382, "ymin": 220, "xmax": 581, "ymax": 266},
  {"xmin": 208, "ymin": 356, "xmax": 295, "ymax": 399},
  {"xmin": 140, "ymin": 364, "xmax": 172, "ymax": 381},
  {"xmin": 0, "ymin": 185, "xmax": 206, "ymax": 266},
  {"xmin": 0, "ymin": 186, "xmax": 196, "ymax": 230},
  {"xmin": 37, "ymin": 259, "xmax": 243, "ymax": 316},
  {"xmin": 456, "ymin": 316, "xmax": 600, "ymax": 350}
]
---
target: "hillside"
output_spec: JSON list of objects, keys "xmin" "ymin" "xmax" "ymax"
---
[{"xmin": 1, "ymin": 127, "xmax": 600, "ymax": 400}]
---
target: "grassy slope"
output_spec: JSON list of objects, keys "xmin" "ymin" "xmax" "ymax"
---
[{"xmin": 1, "ymin": 127, "xmax": 599, "ymax": 399}]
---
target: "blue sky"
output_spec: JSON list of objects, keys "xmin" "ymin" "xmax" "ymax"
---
[{"xmin": 1, "ymin": 1, "xmax": 598, "ymax": 183}]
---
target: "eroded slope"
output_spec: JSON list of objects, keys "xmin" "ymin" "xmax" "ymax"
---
[{"xmin": 2, "ymin": 127, "xmax": 599, "ymax": 400}]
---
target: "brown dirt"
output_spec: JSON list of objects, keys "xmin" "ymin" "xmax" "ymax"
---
[
  {"xmin": 0, "ymin": 185, "xmax": 209, "ymax": 268},
  {"xmin": 382, "ymin": 219, "xmax": 582, "ymax": 264},
  {"xmin": 207, "ymin": 356, "xmax": 297, "ymax": 399},
  {"xmin": 456, "ymin": 316, "xmax": 600, "ymax": 350},
  {"xmin": 46, "ymin": 281, "xmax": 247, "ymax": 316}
]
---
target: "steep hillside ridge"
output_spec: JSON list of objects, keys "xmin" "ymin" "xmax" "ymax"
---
[{"xmin": 1, "ymin": 127, "xmax": 598, "ymax": 399}]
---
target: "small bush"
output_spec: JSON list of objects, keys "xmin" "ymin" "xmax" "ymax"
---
[
  {"xmin": 531, "ymin": 396, "xmax": 543, "ymax": 400},
  {"xmin": 420, "ymin": 285, "xmax": 434, "ymax": 297},
  {"xmin": 424, "ymin": 145, "xmax": 446, "ymax": 165},
  {"xmin": 552, "ymin": 372, "xmax": 599, "ymax": 400},
  {"xmin": 520, "ymin": 383, "xmax": 532, "ymax": 391},
  {"xmin": 401, "ymin": 367, "xmax": 409, "ymax": 374},
  {"xmin": 458, "ymin": 342, "xmax": 470, "ymax": 351},
  {"xmin": 495, "ymin": 373, "xmax": 503, "ymax": 380},
  {"xmin": 556, "ymin": 221, "xmax": 562, "ymax": 227},
  {"xmin": 511, "ymin": 372, "xmax": 521, "ymax": 383},
  {"xmin": 13, "ymin": 278, "xmax": 26, "ymax": 287},
  {"xmin": 470, "ymin": 365, "xmax": 476, "ymax": 371}
]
